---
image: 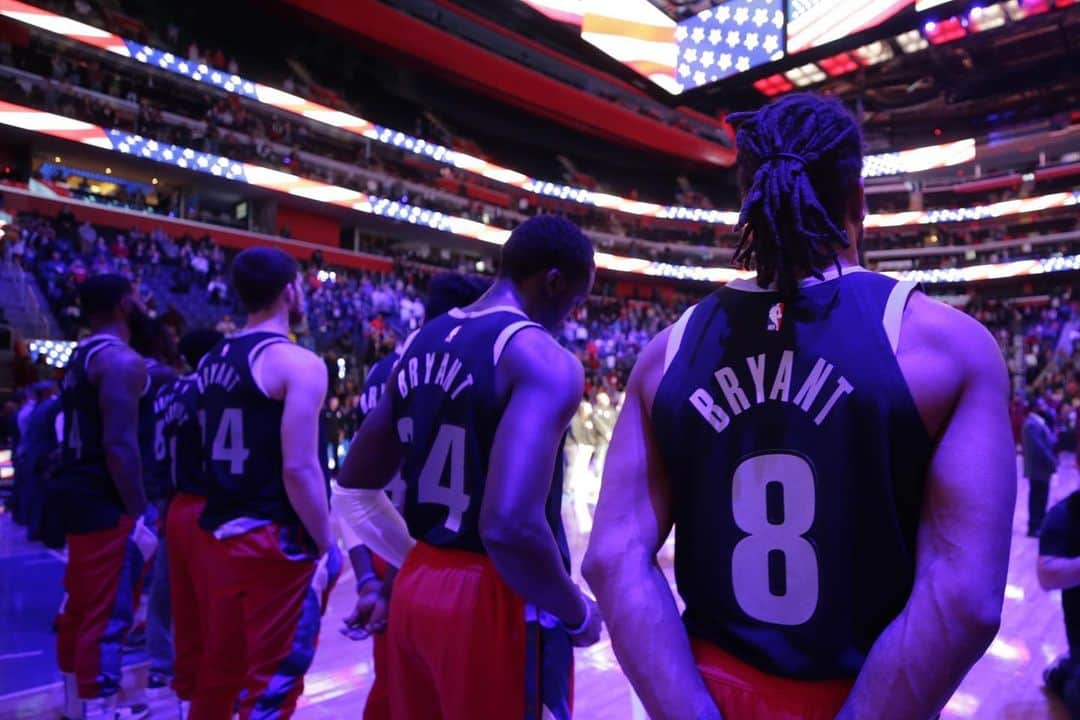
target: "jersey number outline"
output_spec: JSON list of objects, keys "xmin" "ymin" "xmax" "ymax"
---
[
  {"xmin": 399, "ymin": 420, "xmax": 470, "ymax": 532},
  {"xmin": 731, "ymin": 453, "xmax": 819, "ymax": 626},
  {"xmin": 211, "ymin": 408, "xmax": 250, "ymax": 475},
  {"xmin": 154, "ymin": 420, "xmax": 167, "ymax": 462}
]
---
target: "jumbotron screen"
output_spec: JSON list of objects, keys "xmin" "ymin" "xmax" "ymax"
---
[
  {"xmin": 522, "ymin": 0, "xmax": 916, "ymax": 93},
  {"xmin": 787, "ymin": 0, "xmax": 912, "ymax": 52}
]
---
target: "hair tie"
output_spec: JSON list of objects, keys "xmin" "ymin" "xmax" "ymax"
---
[{"xmin": 762, "ymin": 153, "xmax": 807, "ymax": 168}]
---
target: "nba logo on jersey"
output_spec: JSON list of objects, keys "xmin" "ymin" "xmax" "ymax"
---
[{"xmin": 768, "ymin": 302, "xmax": 784, "ymax": 332}]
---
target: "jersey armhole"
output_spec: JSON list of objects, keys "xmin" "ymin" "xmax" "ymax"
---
[
  {"xmin": 884, "ymin": 281, "xmax": 920, "ymax": 355},
  {"xmin": 83, "ymin": 339, "xmax": 121, "ymax": 373},
  {"xmin": 398, "ymin": 329, "xmax": 420, "ymax": 359},
  {"xmin": 493, "ymin": 320, "xmax": 544, "ymax": 367},
  {"xmin": 248, "ymin": 337, "xmax": 293, "ymax": 399},
  {"xmin": 664, "ymin": 304, "xmax": 698, "ymax": 374}
]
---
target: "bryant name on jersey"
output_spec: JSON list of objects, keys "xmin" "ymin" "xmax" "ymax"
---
[
  {"xmin": 396, "ymin": 350, "xmax": 475, "ymax": 402},
  {"xmin": 689, "ymin": 350, "xmax": 854, "ymax": 433}
]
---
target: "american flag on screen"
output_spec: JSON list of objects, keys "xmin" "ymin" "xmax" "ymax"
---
[
  {"xmin": 787, "ymin": 0, "xmax": 913, "ymax": 53},
  {"xmin": 675, "ymin": 0, "xmax": 785, "ymax": 90},
  {"xmin": 580, "ymin": 0, "xmax": 681, "ymax": 93}
]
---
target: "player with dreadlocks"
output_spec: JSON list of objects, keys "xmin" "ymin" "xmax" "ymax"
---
[{"xmin": 584, "ymin": 93, "xmax": 1015, "ymax": 719}]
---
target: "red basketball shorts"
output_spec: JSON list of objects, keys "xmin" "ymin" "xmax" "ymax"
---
[
  {"xmin": 56, "ymin": 515, "xmax": 142, "ymax": 699},
  {"xmin": 385, "ymin": 542, "xmax": 574, "ymax": 720},
  {"xmin": 692, "ymin": 638, "xmax": 854, "ymax": 720},
  {"xmin": 165, "ymin": 492, "xmax": 212, "ymax": 701},
  {"xmin": 190, "ymin": 523, "xmax": 328, "ymax": 720}
]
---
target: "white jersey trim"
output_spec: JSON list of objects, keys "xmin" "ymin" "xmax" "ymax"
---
[
  {"xmin": 248, "ymin": 336, "xmax": 291, "ymax": 399},
  {"xmin": 884, "ymin": 281, "xmax": 919, "ymax": 355},
  {"xmin": 493, "ymin": 320, "xmax": 543, "ymax": 367},
  {"xmin": 81, "ymin": 334, "xmax": 123, "ymax": 372},
  {"xmin": 664, "ymin": 304, "xmax": 698, "ymax": 374},
  {"xmin": 726, "ymin": 265, "xmax": 871, "ymax": 293},
  {"xmin": 448, "ymin": 304, "xmax": 527, "ymax": 320}
]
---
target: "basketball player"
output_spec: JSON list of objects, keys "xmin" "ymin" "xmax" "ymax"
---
[
  {"xmin": 338, "ymin": 272, "xmax": 488, "ymax": 720},
  {"xmin": 335, "ymin": 215, "xmax": 603, "ymax": 720},
  {"xmin": 154, "ymin": 328, "xmax": 223, "ymax": 718},
  {"xmin": 192, "ymin": 247, "xmax": 339, "ymax": 720},
  {"xmin": 132, "ymin": 317, "xmax": 180, "ymax": 693},
  {"xmin": 582, "ymin": 93, "xmax": 1016, "ymax": 720},
  {"xmin": 54, "ymin": 274, "xmax": 157, "ymax": 720}
]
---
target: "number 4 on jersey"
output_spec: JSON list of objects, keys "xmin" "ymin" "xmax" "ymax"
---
[
  {"xmin": 417, "ymin": 424, "xmax": 470, "ymax": 532},
  {"xmin": 212, "ymin": 408, "xmax": 250, "ymax": 475}
]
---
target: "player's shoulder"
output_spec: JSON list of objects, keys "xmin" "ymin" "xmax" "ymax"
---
[
  {"xmin": 624, "ymin": 325, "xmax": 676, "ymax": 418},
  {"xmin": 903, "ymin": 291, "xmax": 1005, "ymax": 379},
  {"xmin": 263, "ymin": 337, "xmax": 323, "ymax": 370},
  {"xmin": 499, "ymin": 325, "xmax": 583, "ymax": 405},
  {"xmin": 94, "ymin": 342, "xmax": 146, "ymax": 379},
  {"xmin": 258, "ymin": 339, "xmax": 327, "ymax": 395},
  {"xmin": 503, "ymin": 324, "xmax": 580, "ymax": 377}
]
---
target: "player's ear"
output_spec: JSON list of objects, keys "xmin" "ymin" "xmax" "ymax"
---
[
  {"xmin": 544, "ymin": 268, "xmax": 565, "ymax": 297},
  {"xmin": 848, "ymin": 180, "xmax": 865, "ymax": 225}
]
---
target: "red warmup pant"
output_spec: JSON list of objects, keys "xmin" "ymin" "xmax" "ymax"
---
[
  {"xmin": 166, "ymin": 493, "xmax": 212, "ymax": 701},
  {"xmin": 385, "ymin": 542, "xmax": 574, "ymax": 720},
  {"xmin": 692, "ymin": 638, "xmax": 854, "ymax": 719},
  {"xmin": 362, "ymin": 554, "xmax": 390, "ymax": 720},
  {"xmin": 56, "ymin": 516, "xmax": 141, "ymax": 699},
  {"xmin": 190, "ymin": 524, "xmax": 321, "ymax": 720}
]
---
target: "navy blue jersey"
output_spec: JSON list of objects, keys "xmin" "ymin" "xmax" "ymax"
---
[
  {"xmin": 157, "ymin": 375, "xmax": 206, "ymax": 496},
  {"xmin": 1041, "ymin": 491, "xmax": 1080, "ymax": 656},
  {"xmin": 197, "ymin": 332, "xmax": 306, "ymax": 537},
  {"xmin": 390, "ymin": 306, "xmax": 569, "ymax": 562},
  {"xmin": 358, "ymin": 349, "xmax": 401, "ymax": 424},
  {"xmin": 140, "ymin": 359, "xmax": 175, "ymax": 502},
  {"xmin": 359, "ymin": 346, "xmax": 407, "ymax": 508},
  {"xmin": 55, "ymin": 335, "xmax": 130, "ymax": 533},
  {"xmin": 652, "ymin": 269, "xmax": 933, "ymax": 680}
]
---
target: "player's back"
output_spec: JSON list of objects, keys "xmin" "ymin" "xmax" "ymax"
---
[
  {"xmin": 359, "ymin": 348, "xmax": 401, "ymax": 423},
  {"xmin": 196, "ymin": 331, "xmax": 302, "ymax": 537},
  {"xmin": 359, "ymin": 347, "xmax": 407, "ymax": 508},
  {"xmin": 157, "ymin": 375, "xmax": 206, "ymax": 496},
  {"xmin": 140, "ymin": 358, "xmax": 175, "ymax": 503},
  {"xmin": 652, "ymin": 267, "xmax": 933, "ymax": 680},
  {"xmin": 391, "ymin": 305, "xmax": 567, "ymax": 557},
  {"xmin": 55, "ymin": 334, "xmax": 131, "ymax": 532}
]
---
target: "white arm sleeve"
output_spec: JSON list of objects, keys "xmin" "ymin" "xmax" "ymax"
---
[
  {"xmin": 331, "ymin": 482, "xmax": 416, "ymax": 568},
  {"xmin": 329, "ymin": 490, "xmax": 363, "ymax": 552}
]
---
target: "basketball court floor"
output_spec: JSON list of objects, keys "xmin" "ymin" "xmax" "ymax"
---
[{"xmin": 0, "ymin": 456, "xmax": 1071, "ymax": 720}]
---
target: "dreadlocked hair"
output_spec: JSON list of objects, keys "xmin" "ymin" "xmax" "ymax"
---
[{"xmin": 729, "ymin": 93, "xmax": 863, "ymax": 300}]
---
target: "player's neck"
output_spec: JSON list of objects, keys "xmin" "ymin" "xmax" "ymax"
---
[
  {"xmin": 90, "ymin": 321, "xmax": 129, "ymax": 344},
  {"xmin": 242, "ymin": 309, "xmax": 290, "ymax": 337},
  {"xmin": 466, "ymin": 278, "xmax": 527, "ymax": 316},
  {"xmin": 793, "ymin": 244, "xmax": 861, "ymax": 281}
]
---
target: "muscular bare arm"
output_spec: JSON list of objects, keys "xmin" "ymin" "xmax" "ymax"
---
[
  {"xmin": 583, "ymin": 329, "xmax": 722, "ymax": 720},
  {"xmin": 837, "ymin": 299, "xmax": 1015, "ymax": 720},
  {"xmin": 97, "ymin": 347, "xmax": 148, "ymax": 518},
  {"xmin": 264, "ymin": 344, "xmax": 332, "ymax": 554},
  {"xmin": 479, "ymin": 329, "xmax": 591, "ymax": 629}
]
